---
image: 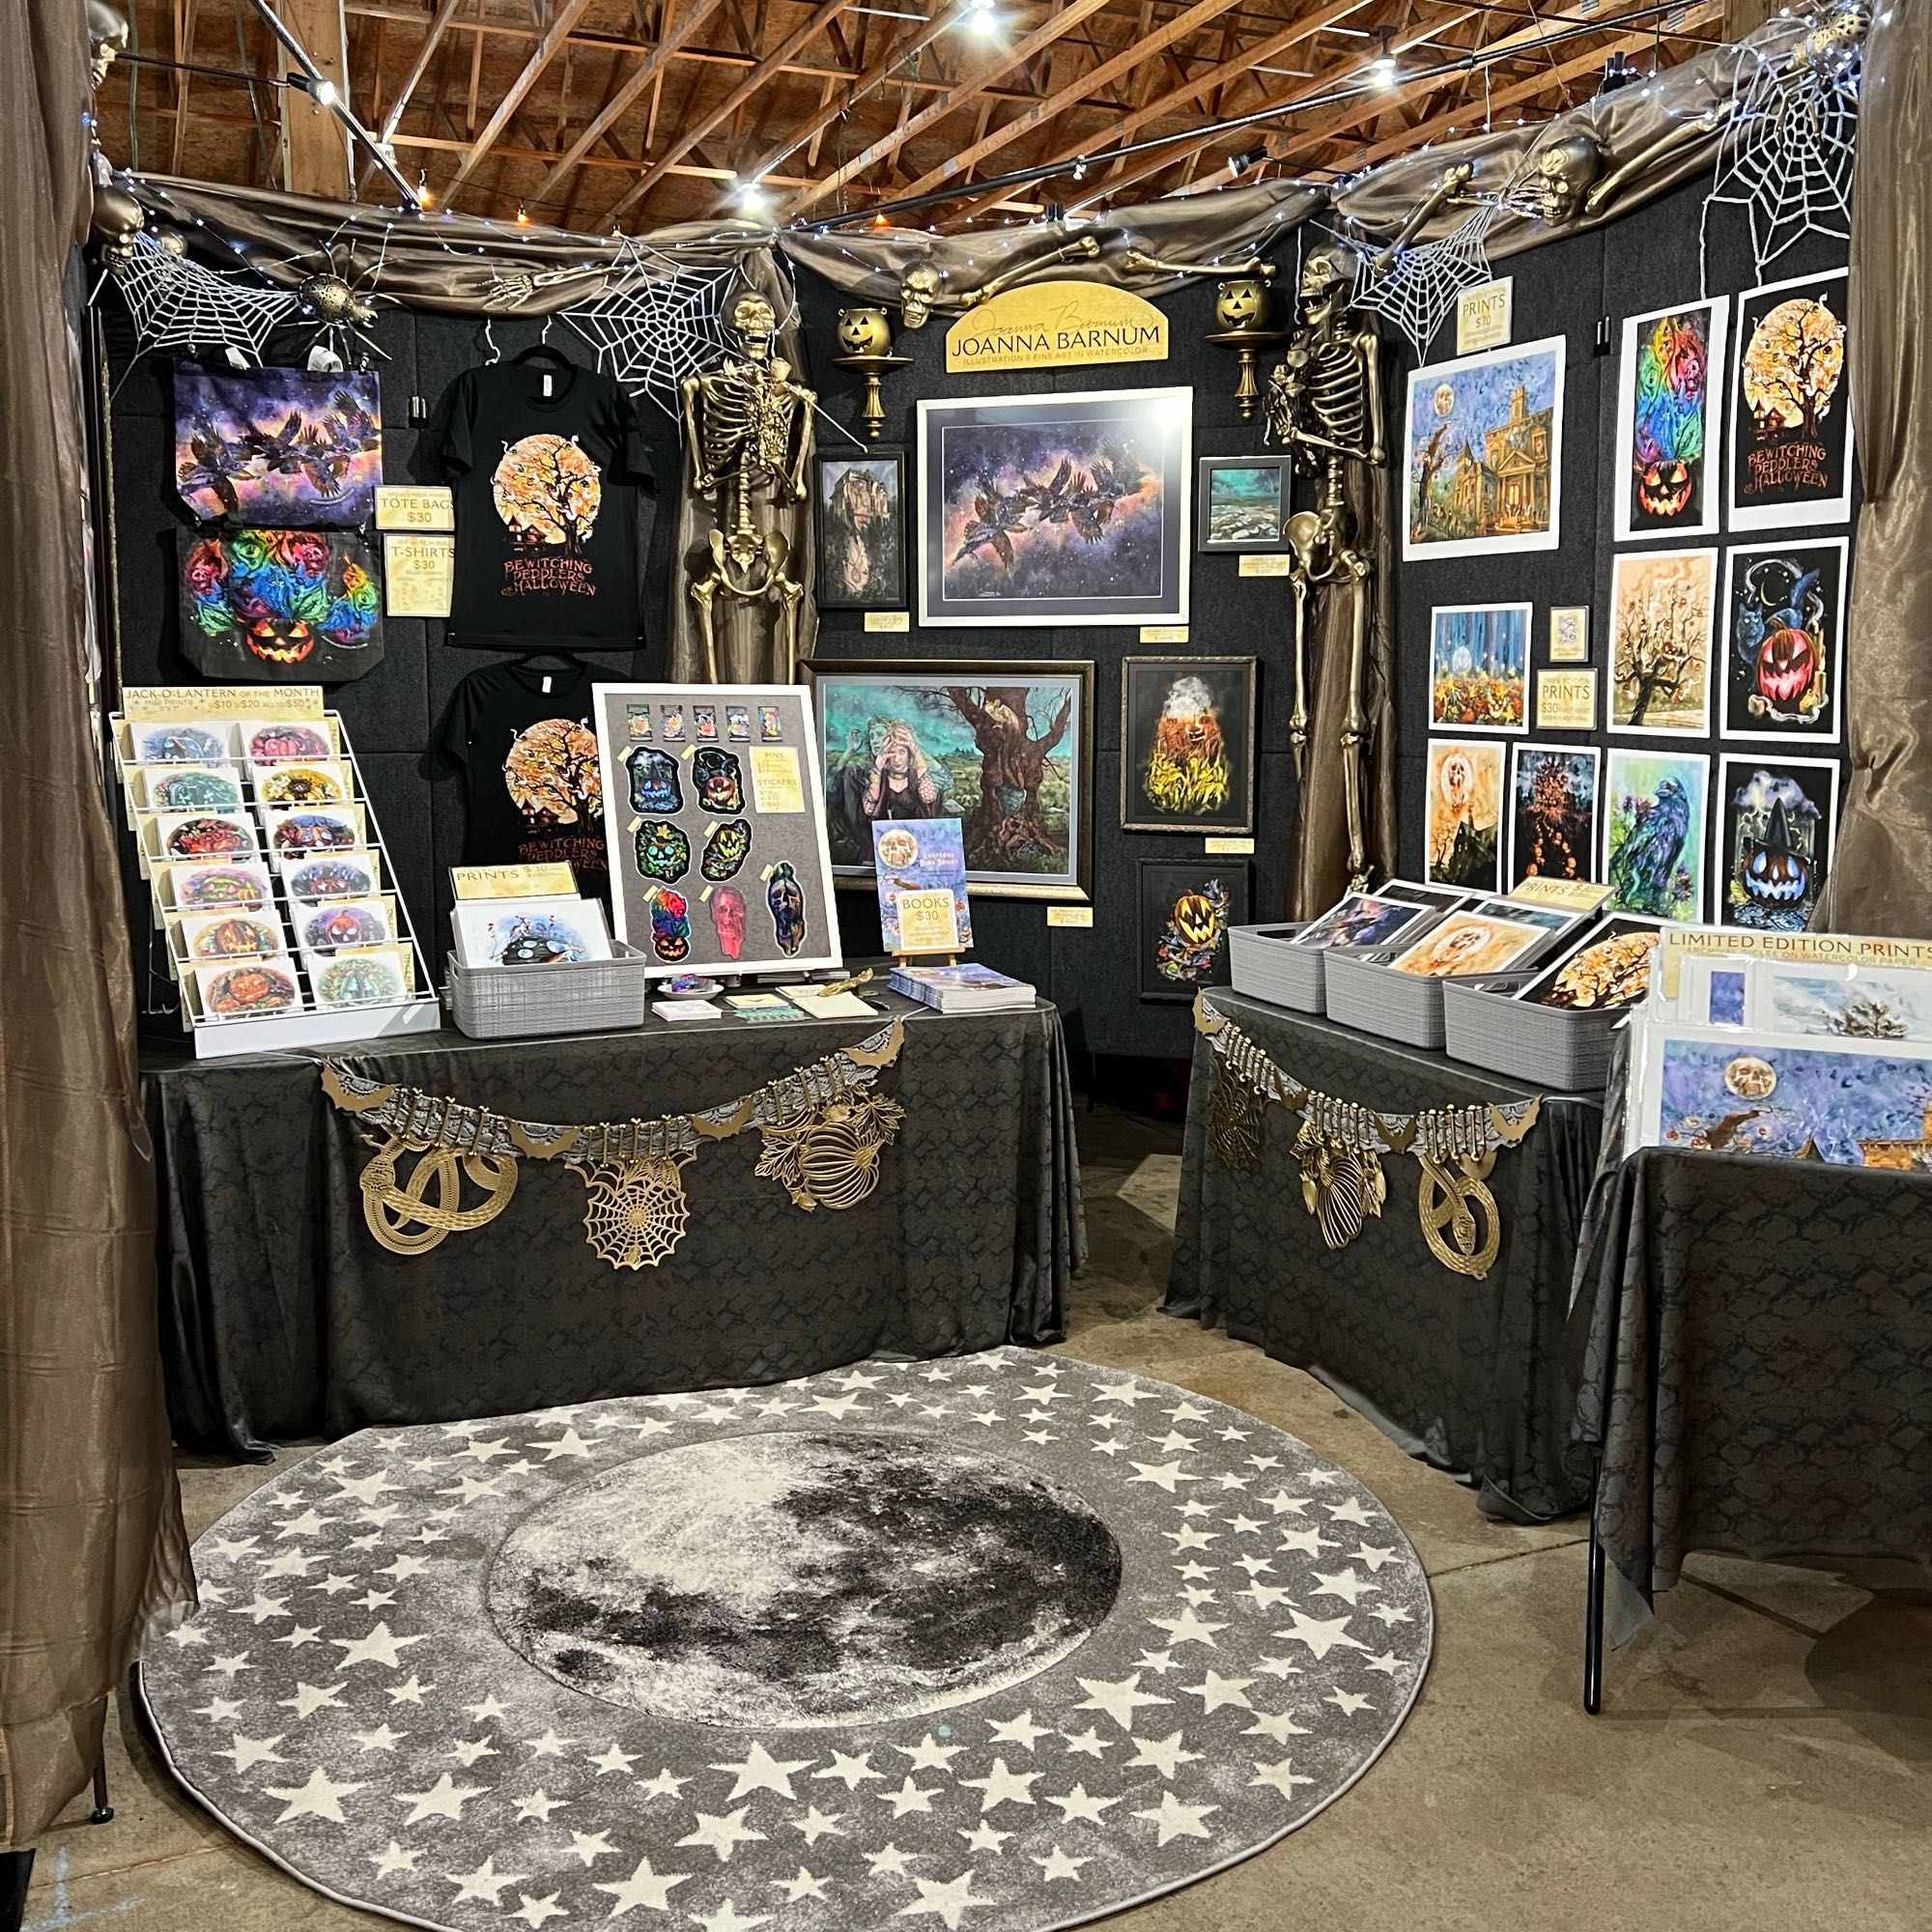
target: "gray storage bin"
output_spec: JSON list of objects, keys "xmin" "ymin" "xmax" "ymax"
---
[
  {"xmin": 1228, "ymin": 923, "xmax": 1325, "ymax": 1012},
  {"xmin": 1442, "ymin": 977, "xmax": 1620, "ymax": 1091},
  {"xmin": 444, "ymin": 943, "xmax": 653, "ymax": 1039},
  {"xmin": 1323, "ymin": 950, "xmax": 1509, "ymax": 1050}
]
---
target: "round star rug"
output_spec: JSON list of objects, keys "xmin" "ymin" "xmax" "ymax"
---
[{"xmin": 141, "ymin": 1348, "xmax": 1432, "ymax": 1932}]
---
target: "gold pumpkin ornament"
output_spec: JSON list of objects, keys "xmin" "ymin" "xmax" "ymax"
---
[{"xmin": 755, "ymin": 1092, "xmax": 907, "ymax": 1212}]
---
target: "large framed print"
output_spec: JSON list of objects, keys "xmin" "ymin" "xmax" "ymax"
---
[
  {"xmin": 1719, "ymin": 535, "xmax": 1847, "ymax": 744},
  {"xmin": 804, "ymin": 660, "xmax": 1094, "ymax": 901},
  {"xmin": 813, "ymin": 447, "xmax": 905, "ymax": 610},
  {"xmin": 1727, "ymin": 267, "xmax": 1854, "ymax": 531},
  {"xmin": 1119, "ymin": 655, "xmax": 1257, "ymax": 834},
  {"xmin": 1429, "ymin": 603, "xmax": 1530, "ymax": 733},
  {"xmin": 1607, "ymin": 547, "xmax": 1719, "ymax": 736},
  {"xmin": 1603, "ymin": 747, "xmax": 1711, "ymax": 923},
  {"xmin": 1612, "ymin": 298, "xmax": 1728, "ymax": 543},
  {"xmin": 916, "ymin": 388, "xmax": 1191, "ymax": 626},
  {"xmin": 1404, "ymin": 336, "xmax": 1564, "ymax": 560},
  {"xmin": 1196, "ymin": 456, "xmax": 1292, "ymax": 552},
  {"xmin": 1716, "ymin": 753, "xmax": 1839, "ymax": 933},
  {"xmin": 1506, "ymin": 742, "xmax": 1602, "ymax": 890},
  {"xmin": 591, "ymin": 683, "xmax": 841, "ymax": 978}
]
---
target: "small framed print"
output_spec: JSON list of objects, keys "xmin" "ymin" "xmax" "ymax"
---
[
  {"xmin": 1548, "ymin": 606, "xmax": 1590, "ymax": 663},
  {"xmin": 1196, "ymin": 456, "xmax": 1293, "ymax": 552},
  {"xmin": 813, "ymin": 447, "xmax": 906, "ymax": 611}
]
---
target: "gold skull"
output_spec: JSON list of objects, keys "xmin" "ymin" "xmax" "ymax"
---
[{"xmin": 899, "ymin": 265, "xmax": 940, "ymax": 330}]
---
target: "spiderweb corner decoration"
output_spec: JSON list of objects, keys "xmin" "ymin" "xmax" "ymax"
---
[
  {"xmin": 1350, "ymin": 202, "xmax": 1501, "ymax": 362},
  {"xmin": 104, "ymin": 232, "xmax": 298, "ymax": 358},
  {"xmin": 1705, "ymin": 19, "xmax": 1864, "ymax": 285},
  {"xmin": 561, "ymin": 242, "xmax": 746, "ymax": 415}
]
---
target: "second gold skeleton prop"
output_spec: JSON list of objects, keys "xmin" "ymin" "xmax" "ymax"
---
[
  {"xmin": 679, "ymin": 291, "xmax": 814, "ymax": 682},
  {"xmin": 321, "ymin": 1019, "xmax": 906, "ymax": 1268},
  {"xmin": 1194, "ymin": 995, "xmax": 1541, "ymax": 1280}
]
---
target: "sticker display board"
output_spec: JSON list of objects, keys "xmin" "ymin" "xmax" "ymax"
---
[{"xmin": 591, "ymin": 683, "xmax": 842, "ymax": 979}]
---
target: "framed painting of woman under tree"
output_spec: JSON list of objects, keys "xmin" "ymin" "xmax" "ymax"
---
[{"xmin": 804, "ymin": 660, "xmax": 1094, "ymax": 900}]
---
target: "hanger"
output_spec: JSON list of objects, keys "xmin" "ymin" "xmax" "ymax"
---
[
  {"xmin": 514, "ymin": 340, "xmax": 574, "ymax": 369},
  {"xmin": 513, "ymin": 648, "xmax": 579, "ymax": 669}
]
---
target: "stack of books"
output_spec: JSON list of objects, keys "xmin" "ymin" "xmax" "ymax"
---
[{"xmin": 889, "ymin": 963, "xmax": 1036, "ymax": 1013}]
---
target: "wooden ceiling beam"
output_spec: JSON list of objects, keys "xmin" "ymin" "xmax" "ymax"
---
[
  {"xmin": 781, "ymin": 0, "xmax": 1117, "ymax": 217},
  {"xmin": 949, "ymin": 0, "xmax": 1377, "ymax": 219},
  {"xmin": 896, "ymin": 0, "xmax": 1242, "ymax": 201},
  {"xmin": 440, "ymin": 0, "xmax": 601, "ymax": 202},
  {"xmin": 525, "ymin": 0, "xmax": 728, "ymax": 207},
  {"xmin": 377, "ymin": 0, "xmax": 469, "ymax": 142},
  {"xmin": 615, "ymin": 0, "xmax": 852, "ymax": 208}
]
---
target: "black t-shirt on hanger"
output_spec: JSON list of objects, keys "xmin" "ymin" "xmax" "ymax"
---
[
  {"xmin": 433, "ymin": 659, "xmax": 612, "ymax": 901},
  {"xmin": 440, "ymin": 357, "xmax": 655, "ymax": 652}
]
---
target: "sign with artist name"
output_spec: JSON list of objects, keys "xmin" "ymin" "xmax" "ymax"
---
[{"xmin": 945, "ymin": 280, "xmax": 1168, "ymax": 374}]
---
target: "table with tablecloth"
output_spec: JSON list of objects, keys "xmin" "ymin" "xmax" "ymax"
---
[
  {"xmin": 1572, "ymin": 1044, "xmax": 1932, "ymax": 1658},
  {"xmin": 1163, "ymin": 990, "xmax": 1605, "ymax": 1520},
  {"xmin": 143, "ymin": 994, "xmax": 1084, "ymax": 1458}
]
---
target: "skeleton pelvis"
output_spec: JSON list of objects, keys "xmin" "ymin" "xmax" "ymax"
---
[{"xmin": 701, "ymin": 524, "xmax": 792, "ymax": 596}]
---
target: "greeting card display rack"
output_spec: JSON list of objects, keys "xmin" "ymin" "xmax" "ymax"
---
[{"xmin": 111, "ymin": 692, "xmax": 440, "ymax": 1060}]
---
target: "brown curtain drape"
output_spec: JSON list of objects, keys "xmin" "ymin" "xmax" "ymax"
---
[
  {"xmin": 0, "ymin": 0, "xmax": 192, "ymax": 1850},
  {"xmin": 667, "ymin": 248, "xmax": 819, "ymax": 684},
  {"xmin": 1286, "ymin": 440, "xmax": 1400, "ymax": 917},
  {"xmin": 1814, "ymin": 3, "xmax": 1932, "ymax": 937}
]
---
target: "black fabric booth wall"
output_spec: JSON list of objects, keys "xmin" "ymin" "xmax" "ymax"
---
[{"xmin": 101, "ymin": 173, "xmax": 1851, "ymax": 1062}]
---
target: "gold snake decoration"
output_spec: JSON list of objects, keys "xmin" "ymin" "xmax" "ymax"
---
[
  {"xmin": 1193, "ymin": 995, "xmax": 1539, "ymax": 1280},
  {"xmin": 320, "ymin": 1019, "xmax": 907, "ymax": 1268}
]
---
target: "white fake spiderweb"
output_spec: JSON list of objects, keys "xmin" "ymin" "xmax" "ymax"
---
[
  {"xmin": 562, "ymin": 242, "xmax": 744, "ymax": 414},
  {"xmin": 1705, "ymin": 29, "xmax": 1862, "ymax": 284},
  {"xmin": 1350, "ymin": 201, "xmax": 1501, "ymax": 360},
  {"xmin": 106, "ymin": 232, "xmax": 297, "ymax": 356}
]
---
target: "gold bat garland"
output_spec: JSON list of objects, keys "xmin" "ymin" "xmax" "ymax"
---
[
  {"xmin": 321, "ymin": 1020, "xmax": 907, "ymax": 1270},
  {"xmin": 1194, "ymin": 995, "xmax": 1541, "ymax": 1280}
]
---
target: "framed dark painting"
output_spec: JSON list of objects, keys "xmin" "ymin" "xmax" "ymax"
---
[
  {"xmin": 916, "ymin": 387, "xmax": 1190, "ymax": 627},
  {"xmin": 812, "ymin": 447, "xmax": 906, "ymax": 611},
  {"xmin": 1138, "ymin": 860, "xmax": 1250, "ymax": 1001},
  {"xmin": 1196, "ymin": 456, "xmax": 1292, "ymax": 552},
  {"xmin": 805, "ymin": 659, "xmax": 1094, "ymax": 901},
  {"xmin": 1120, "ymin": 655, "xmax": 1258, "ymax": 834}
]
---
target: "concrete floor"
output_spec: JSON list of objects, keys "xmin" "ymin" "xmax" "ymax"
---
[{"xmin": 23, "ymin": 1105, "xmax": 1931, "ymax": 1932}]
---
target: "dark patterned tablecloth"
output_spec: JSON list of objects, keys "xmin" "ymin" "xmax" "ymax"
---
[
  {"xmin": 1164, "ymin": 992, "xmax": 1605, "ymax": 1520},
  {"xmin": 1573, "ymin": 1045, "xmax": 1932, "ymax": 1643},
  {"xmin": 144, "ymin": 996, "xmax": 1084, "ymax": 1458}
]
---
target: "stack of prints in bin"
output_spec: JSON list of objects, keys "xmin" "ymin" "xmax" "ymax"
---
[
  {"xmin": 1234, "ymin": 880, "xmax": 1469, "ymax": 1011},
  {"xmin": 890, "ymin": 962, "xmax": 1036, "ymax": 1014},
  {"xmin": 1622, "ymin": 926, "xmax": 1932, "ymax": 1162}
]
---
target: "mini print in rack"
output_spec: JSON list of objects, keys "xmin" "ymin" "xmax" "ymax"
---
[
  {"xmin": 312, "ymin": 949, "xmax": 411, "ymax": 1010},
  {"xmin": 140, "ymin": 723, "xmax": 231, "ymax": 765},
  {"xmin": 157, "ymin": 813, "xmax": 255, "ymax": 862},
  {"xmin": 726, "ymin": 705, "xmax": 752, "ymax": 741},
  {"xmin": 662, "ymin": 705, "xmax": 687, "ymax": 743},
  {"xmin": 179, "ymin": 912, "xmax": 285, "ymax": 962},
  {"xmin": 759, "ymin": 705, "xmax": 784, "ymax": 741},
  {"xmin": 694, "ymin": 704, "xmax": 718, "ymax": 741},
  {"xmin": 146, "ymin": 767, "xmax": 243, "ymax": 812},
  {"xmin": 168, "ymin": 863, "xmax": 273, "ymax": 911},
  {"xmin": 197, "ymin": 958, "xmax": 302, "ymax": 1020},
  {"xmin": 491, "ymin": 434, "xmax": 603, "ymax": 598},
  {"xmin": 298, "ymin": 898, "xmax": 391, "ymax": 952},
  {"xmin": 246, "ymin": 721, "xmax": 333, "ymax": 763},
  {"xmin": 627, "ymin": 704, "xmax": 654, "ymax": 741},
  {"xmin": 285, "ymin": 853, "xmax": 377, "ymax": 901}
]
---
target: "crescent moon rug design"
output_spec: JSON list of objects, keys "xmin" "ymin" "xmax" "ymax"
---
[{"xmin": 140, "ymin": 1348, "xmax": 1433, "ymax": 1932}]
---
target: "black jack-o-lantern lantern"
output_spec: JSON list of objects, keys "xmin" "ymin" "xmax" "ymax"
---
[{"xmin": 1755, "ymin": 625, "xmax": 1818, "ymax": 706}]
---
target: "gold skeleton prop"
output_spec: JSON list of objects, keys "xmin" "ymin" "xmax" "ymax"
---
[
  {"xmin": 895, "ymin": 235, "xmax": 1102, "ymax": 327},
  {"xmin": 1193, "ymin": 996, "xmax": 1541, "ymax": 1279},
  {"xmin": 320, "ymin": 1018, "xmax": 905, "ymax": 1265},
  {"xmin": 1264, "ymin": 246, "xmax": 1385, "ymax": 892},
  {"xmin": 679, "ymin": 291, "xmax": 814, "ymax": 682},
  {"xmin": 1119, "ymin": 251, "xmax": 1275, "ymax": 281}
]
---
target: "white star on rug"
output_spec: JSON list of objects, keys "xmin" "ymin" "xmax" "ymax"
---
[
  {"xmin": 958, "ymin": 1759, "xmax": 1038, "ymax": 1813},
  {"xmin": 393, "ymin": 1774, "xmax": 485, "ymax": 1823},
  {"xmin": 265, "ymin": 1767, "xmax": 363, "ymax": 1824},
  {"xmin": 677, "ymin": 1808, "xmax": 767, "ymax": 1861},
  {"xmin": 594, "ymin": 1856, "xmax": 692, "ymax": 1915},
  {"xmin": 444, "ymin": 1855, "xmax": 526, "ymax": 1903},
  {"xmin": 1133, "ymin": 1790, "xmax": 1218, "ymax": 1845},
  {"xmin": 715, "ymin": 1742, "xmax": 812, "ymax": 1801},
  {"xmin": 1275, "ymin": 1609, "xmax": 1367, "ymax": 1661},
  {"xmin": 896, "ymin": 1868, "xmax": 988, "ymax": 1927}
]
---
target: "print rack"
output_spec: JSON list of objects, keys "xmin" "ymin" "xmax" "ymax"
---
[{"xmin": 110, "ymin": 694, "xmax": 440, "ymax": 1059}]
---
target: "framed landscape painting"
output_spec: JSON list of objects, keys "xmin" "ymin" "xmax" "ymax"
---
[
  {"xmin": 917, "ymin": 388, "xmax": 1191, "ymax": 626},
  {"xmin": 1404, "ymin": 336, "xmax": 1564, "ymax": 560},
  {"xmin": 1196, "ymin": 456, "xmax": 1292, "ymax": 552},
  {"xmin": 1119, "ymin": 655, "xmax": 1258, "ymax": 834},
  {"xmin": 805, "ymin": 660, "xmax": 1094, "ymax": 900}
]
